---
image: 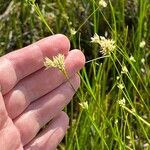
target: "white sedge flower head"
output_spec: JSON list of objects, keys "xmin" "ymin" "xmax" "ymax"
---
[
  {"xmin": 139, "ymin": 40, "xmax": 146, "ymax": 48},
  {"xmin": 99, "ymin": 0, "xmax": 107, "ymax": 8},
  {"xmin": 126, "ymin": 135, "xmax": 131, "ymax": 140},
  {"xmin": 121, "ymin": 65, "xmax": 128, "ymax": 74},
  {"xmin": 79, "ymin": 101, "xmax": 88, "ymax": 110},
  {"xmin": 129, "ymin": 55, "xmax": 136, "ymax": 62},
  {"xmin": 91, "ymin": 33, "xmax": 115, "ymax": 55},
  {"xmin": 115, "ymin": 119, "xmax": 118, "ymax": 125},
  {"xmin": 117, "ymin": 83, "xmax": 124, "ymax": 90},
  {"xmin": 99, "ymin": 36, "xmax": 115, "ymax": 55},
  {"xmin": 70, "ymin": 28, "xmax": 77, "ymax": 35},
  {"xmin": 44, "ymin": 54, "xmax": 65, "ymax": 73},
  {"xmin": 118, "ymin": 97, "xmax": 126, "ymax": 106},
  {"xmin": 116, "ymin": 76, "xmax": 120, "ymax": 80},
  {"xmin": 62, "ymin": 13, "xmax": 69, "ymax": 20},
  {"xmin": 91, "ymin": 33, "xmax": 100, "ymax": 44},
  {"xmin": 141, "ymin": 68, "xmax": 145, "ymax": 73},
  {"xmin": 141, "ymin": 58, "xmax": 145, "ymax": 64}
]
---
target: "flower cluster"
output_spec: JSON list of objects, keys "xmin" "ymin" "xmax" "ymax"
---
[
  {"xmin": 99, "ymin": 0, "xmax": 107, "ymax": 8},
  {"xmin": 117, "ymin": 83, "xmax": 124, "ymax": 90},
  {"xmin": 91, "ymin": 33, "xmax": 115, "ymax": 55},
  {"xmin": 70, "ymin": 28, "xmax": 77, "ymax": 35},
  {"xmin": 44, "ymin": 54, "xmax": 65, "ymax": 74},
  {"xmin": 129, "ymin": 55, "xmax": 136, "ymax": 62},
  {"xmin": 139, "ymin": 40, "xmax": 146, "ymax": 48},
  {"xmin": 118, "ymin": 97, "xmax": 126, "ymax": 106},
  {"xmin": 79, "ymin": 101, "xmax": 88, "ymax": 110},
  {"xmin": 121, "ymin": 65, "xmax": 128, "ymax": 74}
]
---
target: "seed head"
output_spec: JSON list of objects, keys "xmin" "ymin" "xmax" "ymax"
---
[
  {"xmin": 139, "ymin": 40, "xmax": 146, "ymax": 48},
  {"xmin": 118, "ymin": 97, "xmax": 126, "ymax": 106},
  {"xmin": 99, "ymin": 0, "xmax": 107, "ymax": 8},
  {"xmin": 44, "ymin": 54, "xmax": 65, "ymax": 74},
  {"xmin": 70, "ymin": 28, "xmax": 77, "ymax": 35},
  {"xmin": 91, "ymin": 33, "xmax": 100, "ymax": 44},
  {"xmin": 117, "ymin": 83, "xmax": 124, "ymax": 90},
  {"xmin": 121, "ymin": 65, "xmax": 128, "ymax": 74},
  {"xmin": 79, "ymin": 101, "xmax": 88, "ymax": 110},
  {"xmin": 129, "ymin": 55, "xmax": 136, "ymax": 62},
  {"xmin": 91, "ymin": 33, "xmax": 115, "ymax": 55},
  {"xmin": 141, "ymin": 58, "xmax": 145, "ymax": 64}
]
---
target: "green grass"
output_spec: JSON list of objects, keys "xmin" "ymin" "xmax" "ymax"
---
[{"xmin": 0, "ymin": 0, "xmax": 150, "ymax": 149}]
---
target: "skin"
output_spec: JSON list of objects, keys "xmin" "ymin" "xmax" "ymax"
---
[{"xmin": 0, "ymin": 34, "xmax": 85, "ymax": 150}]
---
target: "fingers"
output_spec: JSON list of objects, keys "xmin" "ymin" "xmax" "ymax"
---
[
  {"xmin": 0, "ymin": 34, "xmax": 70, "ymax": 95},
  {"xmin": 0, "ymin": 92, "xmax": 22, "ymax": 150},
  {"xmin": 24, "ymin": 112, "xmax": 69, "ymax": 150},
  {"xmin": 0, "ymin": 92, "xmax": 23, "ymax": 150},
  {"xmin": 4, "ymin": 50, "xmax": 85, "ymax": 119},
  {"xmin": 0, "ymin": 118, "xmax": 22, "ymax": 150},
  {"xmin": 14, "ymin": 75, "xmax": 80, "ymax": 145}
]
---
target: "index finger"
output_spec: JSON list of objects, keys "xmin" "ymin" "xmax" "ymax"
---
[{"xmin": 0, "ymin": 34, "xmax": 70, "ymax": 95}]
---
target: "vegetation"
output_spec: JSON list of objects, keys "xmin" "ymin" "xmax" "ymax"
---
[{"xmin": 0, "ymin": 0, "xmax": 150, "ymax": 149}]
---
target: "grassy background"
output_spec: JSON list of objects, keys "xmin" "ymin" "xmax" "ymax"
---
[{"xmin": 0, "ymin": 0, "xmax": 150, "ymax": 149}]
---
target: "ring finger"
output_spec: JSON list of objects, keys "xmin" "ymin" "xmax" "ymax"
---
[
  {"xmin": 24, "ymin": 111, "xmax": 69, "ymax": 150},
  {"xmin": 13, "ymin": 74, "xmax": 80, "ymax": 145}
]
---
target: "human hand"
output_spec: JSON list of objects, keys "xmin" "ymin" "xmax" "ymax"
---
[{"xmin": 0, "ymin": 34, "xmax": 85, "ymax": 150}]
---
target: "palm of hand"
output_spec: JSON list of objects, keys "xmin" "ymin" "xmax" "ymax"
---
[{"xmin": 0, "ymin": 34, "xmax": 85, "ymax": 150}]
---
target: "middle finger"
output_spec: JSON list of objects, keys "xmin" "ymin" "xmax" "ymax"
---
[{"xmin": 14, "ymin": 74, "xmax": 80, "ymax": 146}]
